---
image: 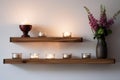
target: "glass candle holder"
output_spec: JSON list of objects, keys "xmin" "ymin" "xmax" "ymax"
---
[
  {"xmin": 38, "ymin": 32, "xmax": 46, "ymax": 37},
  {"xmin": 63, "ymin": 54, "xmax": 72, "ymax": 59},
  {"xmin": 12, "ymin": 53, "xmax": 22, "ymax": 59},
  {"xmin": 82, "ymin": 53, "xmax": 91, "ymax": 59},
  {"xmin": 46, "ymin": 54, "xmax": 55, "ymax": 59},
  {"xmin": 30, "ymin": 53, "xmax": 39, "ymax": 59},
  {"xmin": 63, "ymin": 32, "xmax": 72, "ymax": 38}
]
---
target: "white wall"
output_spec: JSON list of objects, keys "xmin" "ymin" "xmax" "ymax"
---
[{"xmin": 0, "ymin": 0, "xmax": 120, "ymax": 80}]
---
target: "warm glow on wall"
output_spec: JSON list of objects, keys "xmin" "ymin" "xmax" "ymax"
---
[
  {"xmin": 6, "ymin": 2, "xmax": 38, "ymax": 24},
  {"xmin": 21, "ymin": 18, "xmax": 30, "ymax": 25}
]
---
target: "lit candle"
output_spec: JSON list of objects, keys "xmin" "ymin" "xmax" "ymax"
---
[
  {"xmin": 20, "ymin": 19, "xmax": 33, "ymax": 27},
  {"xmin": 46, "ymin": 54, "xmax": 55, "ymax": 59},
  {"xmin": 63, "ymin": 32, "xmax": 72, "ymax": 38},
  {"xmin": 38, "ymin": 32, "xmax": 46, "ymax": 37},
  {"xmin": 82, "ymin": 53, "xmax": 91, "ymax": 59},
  {"xmin": 21, "ymin": 18, "xmax": 30, "ymax": 25},
  {"xmin": 63, "ymin": 54, "xmax": 72, "ymax": 59},
  {"xmin": 30, "ymin": 53, "xmax": 39, "ymax": 59},
  {"xmin": 19, "ymin": 19, "xmax": 32, "ymax": 37},
  {"xmin": 12, "ymin": 53, "xmax": 22, "ymax": 59}
]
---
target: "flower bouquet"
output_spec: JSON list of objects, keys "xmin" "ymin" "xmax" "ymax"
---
[
  {"xmin": 84, "ymin": 5, "xmax": 120, "ymax": 39},
  {"xmin": 84, "ymin": 5, "xmax": 120, "ymax": 58}
]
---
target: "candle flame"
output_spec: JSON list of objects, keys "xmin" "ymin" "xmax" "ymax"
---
[{"xmin": 21, "ymin": 18, "xmax": 29, "ymax": 25}]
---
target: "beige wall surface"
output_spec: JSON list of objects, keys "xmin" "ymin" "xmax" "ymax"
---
[{"xmin": 0, "ymin": 0, "xmax": 120, "ymax": 80}]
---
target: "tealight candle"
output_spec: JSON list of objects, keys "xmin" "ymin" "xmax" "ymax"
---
[
  {"xmin": 21, "ymin": 18, "xmax": 30, "ymax": 25},
  {"xmin": 63, "ymin": 32, "xmax": 72, "ymax": 38},
  {"xmin": 82, "ymin": 53, "xmax": 91, "ymax": 59},
  {"xmin": 46, "ymin": 54, "xmax": 55, "ymax": 59},
  {"xmin": 63, "ymin": 54, "xmax": 72, "ymax": 59},
  {"xmin": 38, "ymin": 32, "xmax": 45, "ymax": 37},
  {"xmin": 30, "ymin": 53, "xmax": 39, "ymax": 59},
  {"xmin": 12, "ymin": 53, "xmax": 22, "ymax": 59}
]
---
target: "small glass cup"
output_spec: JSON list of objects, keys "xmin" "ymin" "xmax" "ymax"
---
[
  {"xmin": 63, "ymin": 32, "xmax": 72, "ymax": 38},
  {"xmin": 46, "ymin": 54, "xmax": 55, "ymax": 59},
  {"xmin": 81, "ymin": 53, "xmax": 91, "ymax": 59},
  {"xmin": 30, "ymin": 53, "xmax": 39, "ymax": 59},
  {"xmin": 12, "ymin": 53, "xmax": 22, "ymax": 59},
  {"xmin": 63, "ymin": 54, "xmax": 72, "ymax": 59},
  {"xmin": 38, "ymin": 32, "xmax": 46, "ymax": 37}
]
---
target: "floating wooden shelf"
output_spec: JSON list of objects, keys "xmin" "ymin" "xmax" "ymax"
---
[
  {"xmin": 3, "ymin": 59, "xmax": 115, "ymax": 64},
  {"xmin": 10, "ymin": 37, "xmax": 83, "ymax": 42},
  {"xmin": 8, "ymin": 37, "xmax": 115, "ymax": 64}
]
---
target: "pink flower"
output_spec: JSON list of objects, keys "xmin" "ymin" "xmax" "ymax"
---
[
  {"xmin": 88, "ymin": 14, "xmax": 98, "ymax": 30},
  {"xmin": 107, "ymin": 19, "xmax": 114, "ymax": 28},
  {"xmin": 99, "ymin": 10, "xmax": 107, "ymax": 27}
]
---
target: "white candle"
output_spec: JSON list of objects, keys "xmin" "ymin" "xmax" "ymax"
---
[
  {"xmin": 82, "ymin": 53, "xmax": 91, "ymax": 59},
  {"xmin": 12, "ymin": 53, "xmax": 22, "ymax": 59},
  {"xmin": 46, "ymin": 54, "xmax": 55, "ymax": 59},
  {"xmin": 30, "ymin": 53, "xmax": 39, "ymax": 59},
  {"xmin": 63, "ymin": 32, "xmax": 71, "ymax": 38},
  {"xmin": 63, "ymin": 54, "xmax": 72, "ymax": 59},
  {"xmin": 38, "ymin": 32, "xmax": 45, "ymax": 37},
  {"xmin": 63, "ymin": 54, "xmax": 68, "ymax": 58},
  {"xmin": 21, "ymin": 18, "xmax": 30, "ymax": 25}
]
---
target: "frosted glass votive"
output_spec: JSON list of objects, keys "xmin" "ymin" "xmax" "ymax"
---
[
  {"xmin": 46, "ymin": 54, "xmax": 55, "ymax": 59},
  {"xmin": 12, "ymin": 53, "xmax": 22, "ymax": 59},
  {"xmin": 63, "ymin": 32, "xmax": 72, "ymax": 38},
  {"xmin": 38, "ymin": 32, "xmax": 46, "ymax": 37},
  {"xmin": 63, "ymin": 54, "xmax": 72, "ymax": 59},
  {"xmin": 82, "ymin": 53, "xmax": 91, "ymax": 59},
  {"xmin": 30, "ymin": 53, "xmax": 39, "ymax": 59}
]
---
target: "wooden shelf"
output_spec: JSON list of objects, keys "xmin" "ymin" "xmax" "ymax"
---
[
  {"xmin": 8, "ymin": 37, "xmax": 115, "ymax": 64},
  {"xmin": 3, "ymin": 59, "xmax": 115, "ymax": 64},
  {"xmin": 10, "ymin": 37, "xmax": 83, "ymax": 42}
]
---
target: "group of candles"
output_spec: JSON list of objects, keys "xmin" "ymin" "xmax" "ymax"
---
[
  {"xmin": 38, "ymin": 32, "xmax": 72, "ymax": 38},
  {"xmin": 20, "ymin": 19, "xmax": 72, "ymax": 38},
  {"xmin": 12, "ymin": 53, "xmax": 91, "ymax": 59},
  {"xmin": 12, "ymin": 53, "xmax": 72, "ymax": 59}
]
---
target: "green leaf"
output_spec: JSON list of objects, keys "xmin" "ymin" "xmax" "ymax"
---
[{"xmin": 97, "ymin": 28, "xmax": 104, "ymax": 35}]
